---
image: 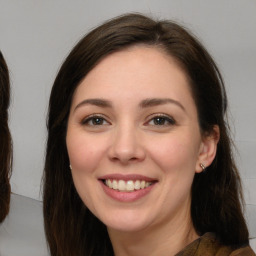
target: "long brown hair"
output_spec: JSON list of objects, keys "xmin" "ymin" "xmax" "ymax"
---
[
  {"xmin": 0, "ymin": 51, "xmax": 12, "ymax": 223},
  {"xmin": 43, "ymin": 13, "xmax": 249, "ymax": 255}
]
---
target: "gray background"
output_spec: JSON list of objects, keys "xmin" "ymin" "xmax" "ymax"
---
[{"xmin": 0, "ymin": 0, "xmax": 255, "ymax": 254}]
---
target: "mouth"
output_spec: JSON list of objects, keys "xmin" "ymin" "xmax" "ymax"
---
[
  {"xmin": 103, "ymin": 179, "xmax": 154, "ymax": 192},
  {"xmin": 99, "ymin": 174, "xmax": 157, "ymax": 192},
  {"xmin": 99, "ymin": 174, "xmax": 157, "ymax": 202}
]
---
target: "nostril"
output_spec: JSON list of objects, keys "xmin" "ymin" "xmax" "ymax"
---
[
  {"xmin": 107, "ymin": 138, "xmax": 146, "ymax": 163},
  {"xmin": 110, "ymin": 156, "xmax": 120, "ymax": 162},
  {"xmin": 110, "ymin": 155, "xmax": 141, "ymax": 164},
  {"xmin": 130, "ymin": 157, "xmax": 139, "ymax": 161}
]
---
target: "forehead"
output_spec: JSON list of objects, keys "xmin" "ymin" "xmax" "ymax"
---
[{"xmin": 72, "ymin": 46, "xmax": 195, "ymax": 108}]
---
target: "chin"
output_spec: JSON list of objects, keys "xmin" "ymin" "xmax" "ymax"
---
[
  {"xmin": 101, "ymin": 210, "xmax": 153, "ymax": 233},
  {"xmin": 107, "ymin": 222, "xmax": 149, "ymax": 233}
]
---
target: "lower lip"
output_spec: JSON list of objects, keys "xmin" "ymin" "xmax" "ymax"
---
[{"xmin": 100, "ymin": 181, "xmax": 156, "ymax": 202}]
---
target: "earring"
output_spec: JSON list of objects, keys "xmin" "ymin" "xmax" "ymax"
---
[
  {"xmin": 200, "ymin": 163, "xmax": 206, "ymax": 172},
  {"xmin": 69, "ymin": 164, "xmax": 72, "ymax": 170}
]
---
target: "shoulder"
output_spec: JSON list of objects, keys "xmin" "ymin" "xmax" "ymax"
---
[
  {"xmin": 201, "ymin": 233, "xmax": 256, "ymax": 256},
  {"xmin": 176, "ymin": 233, "xmax": 256, "ymax": 256},
  {"xmin": 230, "ymin": 246, "xmax": 256, "ymax": 256}
]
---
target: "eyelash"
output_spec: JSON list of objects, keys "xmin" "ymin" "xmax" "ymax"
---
[
  {"xmin": 81, "ymin": 114, "xmax": 110, "ymax": 126},
  {"xmin": 146, "ymin": 114, "xmax": 176, "ymax": 127},
  {"xmin": 81, "ymin": 114, "xmax": 176, "ymax": 127}
]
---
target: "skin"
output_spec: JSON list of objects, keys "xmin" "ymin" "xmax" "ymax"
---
[{"xmin": 66, "ymin": 46, "xmax": 218, "ymax": 256}]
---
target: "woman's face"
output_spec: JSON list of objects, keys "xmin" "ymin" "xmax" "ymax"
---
[{"xmin": 66, "ymin": 46, "xmax": 212, "ymax": 233}]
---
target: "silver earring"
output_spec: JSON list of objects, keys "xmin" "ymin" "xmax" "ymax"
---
[
  {"xmin": 200, "ymin": 163, "xmax": 206, "ymax": 172},
  {"xmin": 69, "ymin": 165, "xmax": 72, "ymax": 170}
]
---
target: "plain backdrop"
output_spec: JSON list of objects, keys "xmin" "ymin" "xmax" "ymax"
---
[{"xmin": 0, "ymin": 0, "xmax": 255, "ymax": 240}]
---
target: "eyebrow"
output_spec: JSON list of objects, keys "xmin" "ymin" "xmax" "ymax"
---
[
  {"xmin": 139, "ymin": 98, "xmax": 185, "ymax": 111},
  {"xmin": 74, "ymin": 99, "xmax": 112, "ymax": 111},
  {"xmin": 74, "ymin": 97, "xmax": 185, "ymax": 112}
]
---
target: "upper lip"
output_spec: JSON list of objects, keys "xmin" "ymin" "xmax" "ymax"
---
[{"xmin": 98, "ymin": 173, "xmax": 157, "ymax": 182}]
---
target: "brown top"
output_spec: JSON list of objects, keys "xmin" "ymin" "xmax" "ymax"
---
[{"xmin": 176, "ymin": 233, "xmax": 256, "ymax": 256}]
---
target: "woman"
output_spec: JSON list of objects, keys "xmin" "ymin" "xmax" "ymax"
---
[
  {"xmin": 0, "ymin": 51, "xmax": 12, "ymax": 223},
  {"xmin": 43, "ymin": 14, "xmax": 255, "ymax": 255}
]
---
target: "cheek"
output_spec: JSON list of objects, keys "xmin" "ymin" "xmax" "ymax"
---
[
  {"xmin": 66, "ymin": 131, "xmax": 107, "ymax": 210},
  {"xmin": 148, "ymin": 133, "xmax": 200, "ymax": 173},
  {"xmin": 66, "ymin": 131, "xmax": 107, "ymax": 173}
]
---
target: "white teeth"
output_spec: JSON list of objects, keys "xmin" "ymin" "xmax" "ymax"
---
[
  {"xmin": 112, "ymin": 180, "xmax": 118, "ymax": 190},
  {"xmin": 105, "ymin": 179, "xmax": 152, "ymax": 192},
  {"xmin": 106, "ymin": 179, "xmax": 113, "ymax": 188},
  {"xmin": 126, "ymin": 180, "xmax": 134, "ymax": 191},
  {"xmin": 118, "ymin": 180, "xmax": 126, "ymax": 191},
  {"xmin": 134, "ymin": 180, "xmax": 141, "ymax": 190}
]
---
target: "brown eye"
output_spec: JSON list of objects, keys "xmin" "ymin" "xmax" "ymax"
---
[
  {"xmin": 153, "ymin": 117, "xmax": 167, "ymax": 125},
  {"xmin": 91, "ymin": 117, "xmax": 104, "ymax": 125},
  {"xmin": 147, "ymin": 115, "xmax": 176, "ymax": 126},
  {"xmin": 82, "ymin": 115, "xmax": 109, "ymax": 126}
]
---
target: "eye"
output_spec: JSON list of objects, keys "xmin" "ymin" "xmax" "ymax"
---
[
  {"xmin": 81, "ymin": 115, "xmax": 110, "ymax": 126},
  {"xmin": 146, "ymin": 114, "xmax": 176, "ymax": 126}
]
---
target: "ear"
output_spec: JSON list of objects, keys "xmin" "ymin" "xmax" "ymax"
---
[{"xmin": 195, "ymin": 125, "xmax": 220, "ymax": 173}]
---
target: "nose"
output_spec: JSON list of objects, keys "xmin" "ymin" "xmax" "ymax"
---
[{"xmin": 108, "ymin": 124, "xmax": 146, "ymax": 164}]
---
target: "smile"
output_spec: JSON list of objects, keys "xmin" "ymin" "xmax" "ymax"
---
[
  {"xmin": 99, "ymin": 174, "xmax": 157, "ymax": 201},
  {"xmin": 104, "ymin": 179, "xmax": 153, "ymax": 192}
]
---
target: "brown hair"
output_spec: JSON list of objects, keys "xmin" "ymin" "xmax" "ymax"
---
[
  {"xmin": 0, "ymin": 51, "xmax": 12, "ymax": 223},
  {"xmin": 43, "ymin": 13, "xmax": 249, "ymax": 255}
]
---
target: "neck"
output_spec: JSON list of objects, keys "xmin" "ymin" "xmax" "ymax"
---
[{"xmin": 108, "ymin": 208, "xmax": 199, "ymax": 256}]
